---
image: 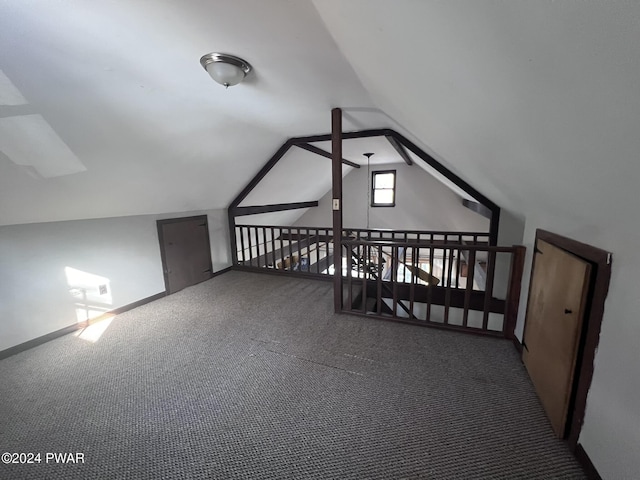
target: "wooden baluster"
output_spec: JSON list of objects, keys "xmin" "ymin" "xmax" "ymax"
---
[
  {"xmin": 262, "ymin": 227, "xmax": 267, "ymax": 268},
  {"xmin": 392, "ymin": 245, "xmax": 398, "ymax": 318},
  {"xmin": 377, "ymin": 245, "xmax": 383, "ymax": 315},
  {"xmin": 409, "ymin": 246, "xmax": 416, "ymax": 319},
  {"xmin": 296, "ymin": 228, "xmax": 301, "ymax": 271},
  {"xmin": 392, "ymin": 234, "xmax": 399, "ymax": 283},
  {"xmin": 313, "ymin": 228, "xmax": 317, "ymax": 272},
  {"xmin": 346, "ymin": 241, "xmax": 353, "ymax": 311},
  {"xmin": 463, "ymin": 250, "xmax": 476, "ymax": 328},
  {"xmin": 287, "ymin": 227, "xmax": 293, "ymax": 271},
  {"xmin": 456, "ymin": 234, "xmax": 463, "ymax": 288},
  {"xmin": 271, "ymin": 227, "xmax": 277, "ymax": 270},
  {"xmin": 361, "ymin": 242, "xmax": 367, "ymax": 312},
  {"xmin": 482, "ymin": 249, "xmax": 497, "ymax": 331},
  {"xmin": 403, "ymin": 232, "xmax": 408, "ymax": 280},
  {"xmin": 427, "ymin": 244, "xmax": 434, "ymax": 321},
  {"xmin": 247, "ymin": 226, "xmax": 253, "ymax": 266},
  {"xmin": 306, "ymin": 228, "xmax": 311, "ymax": 273},
  {"xmin": 443, "ymin": 248, "xmax": 450, "ymax": 324},
  {"xmin": 326, "ymin": 229, "xmax": 330, "ymax": 275}
]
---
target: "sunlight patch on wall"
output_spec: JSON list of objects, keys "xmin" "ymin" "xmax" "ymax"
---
[
  {"xmin": 74, "ymin": 315, "xmax": 115, "ymax": 343},
  {"xmin": 65, "ymin": 266, "xmax": 113, "ymax": 323},
  {"xmin": 0, "ymin": 114, "xmax": 86, "ymax": 177},
  {"xmin": 0, "ymin": 70, "xmax": 28, "ymax": 105}
]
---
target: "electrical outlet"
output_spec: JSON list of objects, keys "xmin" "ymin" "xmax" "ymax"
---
[{"xmin": 98, "ymin": 284, "xmax": 108, "ymax": 295}]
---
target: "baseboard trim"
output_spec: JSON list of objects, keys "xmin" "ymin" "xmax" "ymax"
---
[
  {"xmin": 212, "ymin": 266, "xmax": 232, "ymax": 277},
  {"xmin": 109, "ymin": 291, "xmax": 166, "ymax": 316},
  {"xmin": 0, "ymin": 291, "xmax": 166, "ymax": 361},
  {"xmin": 575, "ymin": 444, "xmax": 602, "ymax": 480},
  {"xmin": 512, "ymin": 336, "xmax": 524, "ymax": 355},
  {"xmin": 0, "ymin": 324, "xmax": 83, "ymax": 361}
]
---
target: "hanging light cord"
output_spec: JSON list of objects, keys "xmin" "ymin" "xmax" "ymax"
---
[{"xmin": 363, "ymin": 153, "xmax": 374, "ymax": 230}]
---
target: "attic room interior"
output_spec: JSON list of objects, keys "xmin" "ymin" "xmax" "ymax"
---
[{"xmin": 0, "ymin": 1, "xmax": 637, "ymax": 479}]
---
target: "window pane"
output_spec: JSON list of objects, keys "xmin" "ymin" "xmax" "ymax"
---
[
  {"xmin": 374, "ymin": 172, "xmax": 394, "ymax": 188},
  {"xmin": 374, "ymin": 189, "xmax": 394, "ymax": 205}
]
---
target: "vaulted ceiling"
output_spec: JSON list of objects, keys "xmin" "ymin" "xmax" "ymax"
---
[
  {"xmin": 2, "ymin": 0, "xmax": 640, "ymax": 237},
  {"xmin": 0, "ymin": 0, "xmax": 386, "ymax": 225}
]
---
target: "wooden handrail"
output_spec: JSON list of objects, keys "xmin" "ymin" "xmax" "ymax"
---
[
  {"xmin": 345, "ymin": 227, "xmax": 489, "ymax": 237},
  {"xmin": 342, "ymin": 239, "xmax": 519, "ymax": 253},
  {"xmin": 236, "ymin": 224, "xmax": 489, "ymax": 237}
]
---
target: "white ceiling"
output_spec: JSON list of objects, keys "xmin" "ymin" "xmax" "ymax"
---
[
  {"xmin": 0, "ymin": 0, "xmax": 386, "ymax": 226},
  {"xmin": 312, "ymin": 0, "xmax": 640, "ymax": 236},
  {"xmin": 312, "ymin": 137, "xmax": 402, "ymax": 166},
  {"xmin": 4, "ymin": 0, "xmax": 640, "ymax": 238}
]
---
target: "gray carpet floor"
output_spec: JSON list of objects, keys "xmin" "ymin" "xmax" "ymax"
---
[{"xmin": 0, "ymin": 271, "xmax": 585, "ymax": 479}]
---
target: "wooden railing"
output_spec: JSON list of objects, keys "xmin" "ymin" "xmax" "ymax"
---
[
  {"xmin": 234, "ymin": 225, "xmax": 489, "ymax": 276},
  {"xmin": 341, "ymin": 238, "xmax": 525, "ymax": 338},
  {"xmin": 233, "ymin": 224, "xmax": 524, "ymax": 338},
  {"xmin": 234, "ymin": 225, "xmax": 334, "ymax": 277}
]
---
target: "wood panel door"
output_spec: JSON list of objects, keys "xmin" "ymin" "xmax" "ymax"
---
[
  {"xmin": 523, "ymin": 239, "xmax": 591, "ymax": 437},
  {"xmin": 157, "ymin": 216, "xmax": 213, "ymax": 294}
]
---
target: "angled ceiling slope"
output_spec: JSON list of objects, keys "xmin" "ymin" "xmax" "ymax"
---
[{"xmin": 0, "ymin": 0, "xmax": 382, "ymax": 226}]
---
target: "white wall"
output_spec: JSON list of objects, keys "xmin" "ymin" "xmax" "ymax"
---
[
  {"xmin": 0, "ymin": 209, "xmax": 231, "ymax": 352},
  {"xmin": 295, "ymin": 162, "xmax": 489, "ymax": 232}
]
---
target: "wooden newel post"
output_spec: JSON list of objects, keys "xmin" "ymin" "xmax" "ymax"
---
[
  {"xmin": 332, "ymin": 108, "xmax": 343, "ymax": 313},
  {"xmin": 504, "ymin": 245, "xmax": 526, "ymax": 340}
]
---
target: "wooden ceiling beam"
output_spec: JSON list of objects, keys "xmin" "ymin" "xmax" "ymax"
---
[
  {"xmin": 296, "ymin": 143, "xmax": 360, "ymax": 168},
  {"xmin": 232, "ymin": 201, "xmax": 318, "ymax": 216},
  {"xmin": 462, "ymin": 199, "xmax": 493, "ymax": 219},
  {"xmin": 385, "ymin": 134, "xmax": 413, "ymax": 166}
]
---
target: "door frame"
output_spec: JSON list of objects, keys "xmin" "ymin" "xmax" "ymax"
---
[
  {"xmin": 157, "ymin": 215, "xmax": 213, "ymax": 294},
  {"xmin": 523, "ymin": 229, "xmax": 611, "ymax": 451}
]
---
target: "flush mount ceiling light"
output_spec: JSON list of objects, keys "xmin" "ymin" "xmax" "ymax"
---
[{"xmin": 199, "ymin": 53, "xmax": 252, "ymax": 88}]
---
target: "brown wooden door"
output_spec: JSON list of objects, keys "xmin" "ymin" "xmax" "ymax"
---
[
  {"xmin": 157, "ymin": 216, "xmax": 213, "ymax": 294},
  {"xmin": 523, "ymin": 239, "xmax": 591, "ymax": 437}
]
